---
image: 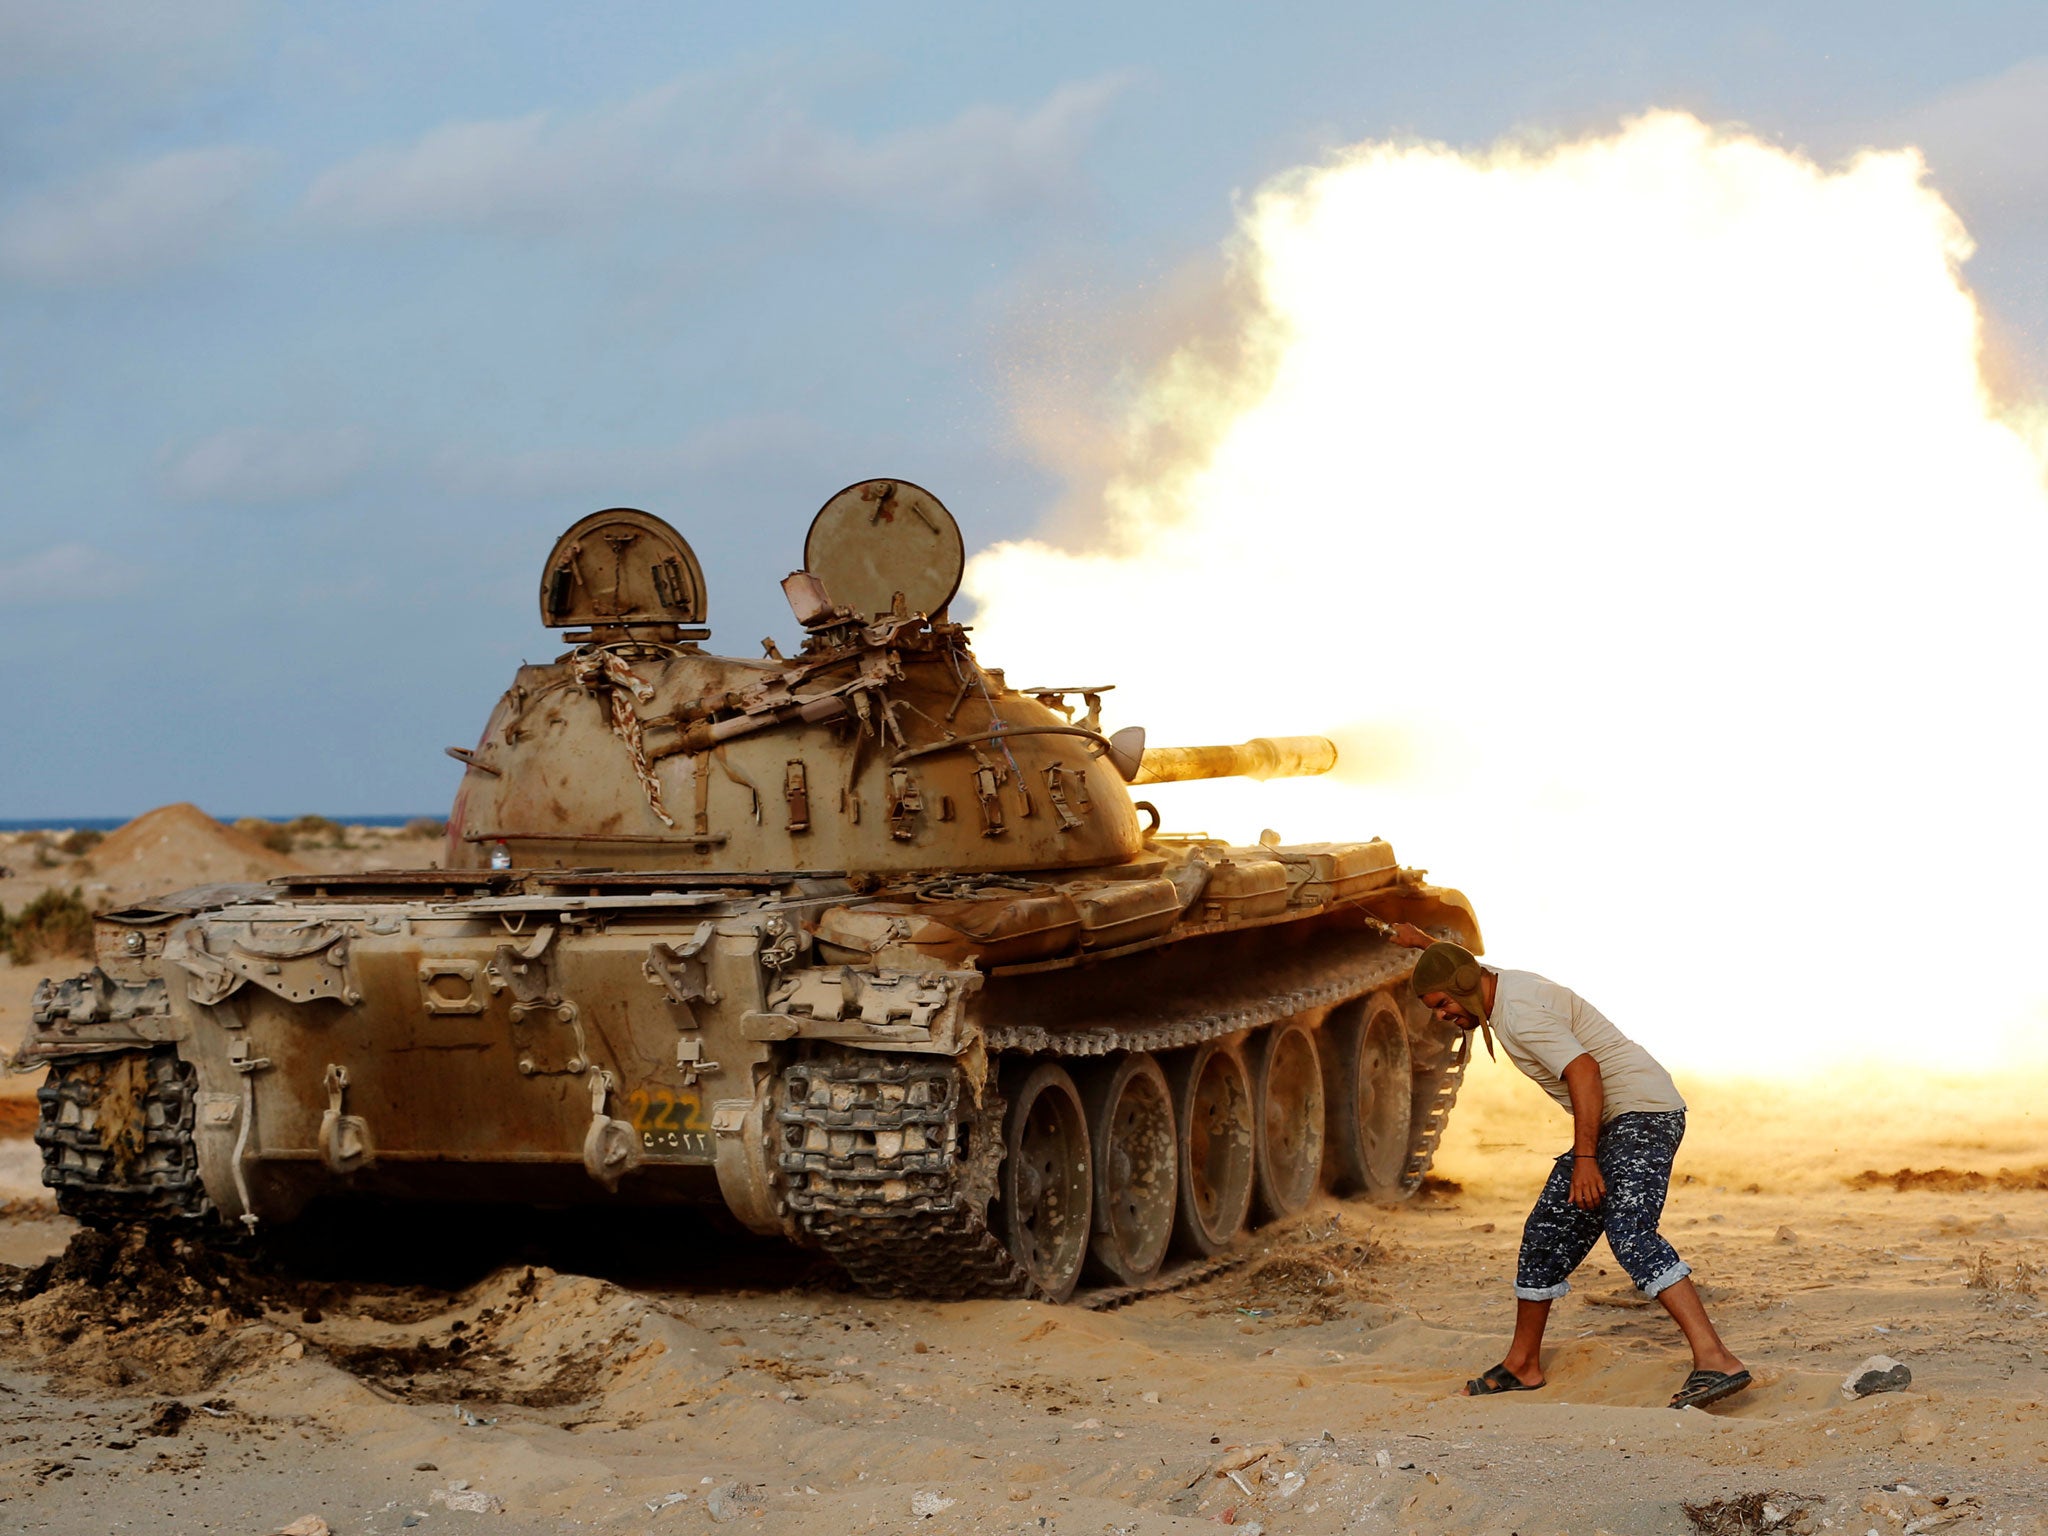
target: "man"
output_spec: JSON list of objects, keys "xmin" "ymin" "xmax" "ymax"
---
[{"xmin": 1387, "ymin": 926, "xmax": 1750, "ymax": 1410}]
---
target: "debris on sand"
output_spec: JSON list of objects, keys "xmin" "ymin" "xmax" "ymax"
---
[
  {"xmin": 1584, "ymin": 1288, "xmax": 1652, "ymax": 1308},
  {"xmin": 1965, "ymin": 1250, "xmax": 2043, "ymax": 1299},
  {"xmin": 431, "ymin": 1483, "xmax": 504, "ymax": 1514},
  {"xmin": 1843, "ymin": 1355, "xmax": 1912, "ymax": 1397},
  {"xmin": 1847, "ymin": 1164, "xmax": 2048, "ymax": 1193},
  {"xmin": 705, "ymin": 1482, "xmax": 765, "ymax": 1522},
  {"xmin": 1682, "ymin": 1492, "xmax": 1819, "ymax": 1535},
  {"xmin": 144, "ymin": 1399, "xmax": 192, "ymax": 1436},
  {"xmin": 1195, "ymin": 1218, "xmax": 1387, "ymax": 1324}
]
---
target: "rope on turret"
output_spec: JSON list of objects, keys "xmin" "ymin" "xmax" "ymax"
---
[{"xmin": 572, "ymin": 648, "xmax": 675, "ymax": 829}]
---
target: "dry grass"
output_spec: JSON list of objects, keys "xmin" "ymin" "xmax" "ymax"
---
[
  {"xmin": 1682, "ymin": 1493, "xmax": 1818, "ymax": 1536},
  {"xmin": 1, "ymin": 887, "xmax": 92, "ymax": 965}
]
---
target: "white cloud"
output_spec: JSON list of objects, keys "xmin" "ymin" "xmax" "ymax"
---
[
  {"xmin": 163, "ymin": 425, "xmax": 374, "ymax": 505},
  {"xmin": 0, "ymin": 542, "xmax": 137, "ymax": 606},
  {"xmin": 305, "ymin": 71, "xmax": 1127, "ymax": 232},
  {"xmin": 0, "ymin": 144, "xmax": 270, "ymax": 285}
]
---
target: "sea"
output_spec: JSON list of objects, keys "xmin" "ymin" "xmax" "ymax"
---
[{"xmin": 0, "ymin": 815, "xmax": 441, "ymax": 833}]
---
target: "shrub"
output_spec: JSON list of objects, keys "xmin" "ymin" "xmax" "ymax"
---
[
  {"xmin": 56, "ymin": 828, "xmax": 104, "ymax": 857},
  {"xmin": 286, "ymin": 814, "xmax": 348, "ymax": 849},
  {"xmin": 403, "ymin": 818, "xmax": 448, "ymax": 840},
  {"xmin": 235, "ymin": 818, "xmax": 297, "ymax": 855},
  {"xmin": 5, "ymin": 887, "xmax": 94, "ymax": 965}
]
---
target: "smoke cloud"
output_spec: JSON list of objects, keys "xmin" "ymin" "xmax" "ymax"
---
[{"xmin": 964, "ymin": 112, "xmax": 2048, "ymax": 1073}]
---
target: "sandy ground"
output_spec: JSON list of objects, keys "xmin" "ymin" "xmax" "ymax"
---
[
  {"xmin": 0, "ymin": 816, "xmax": 2043, "ymax": 1534},
  {"xmin": 0, "ymin": 1064, "xmax": 2040, "ymax": 1535}
]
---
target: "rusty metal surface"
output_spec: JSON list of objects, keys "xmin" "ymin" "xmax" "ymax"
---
[
  {"xmin": 540, "ymin": 507, "xmax": 708, "ymax": 631},
  {"xmin": 804, "ymin": 479, "xmax": 964, "ymax": 621}
]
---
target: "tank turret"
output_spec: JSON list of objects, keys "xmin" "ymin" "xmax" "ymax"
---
[
  {"xmin": 450, "ymin": 486, "xmax": 1151, "ymax": 874},
  {"xmin": 20, "ymin": 480, "xmax": 1482, "ymax": 1303}
]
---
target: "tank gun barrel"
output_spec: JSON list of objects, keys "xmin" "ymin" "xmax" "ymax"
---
[{"xmin": 1132, "ymin": 735, "xmax": 1338, "ymax": 785}]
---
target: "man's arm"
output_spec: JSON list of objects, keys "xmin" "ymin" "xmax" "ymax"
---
[
  {"xmin": 1387, "ymin": 921, "xmax": 1437, "ymax": 949},
  {"xmin": 1561, "ymin": 1052, "xmax": 1606, "ymax": 1209}
]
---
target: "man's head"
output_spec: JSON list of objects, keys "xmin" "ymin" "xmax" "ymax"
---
[{"xmin": 1412, "ymin": 941, "xmax": 1489, "ymax": 1029}]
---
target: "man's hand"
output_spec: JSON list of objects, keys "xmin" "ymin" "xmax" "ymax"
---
[
  {"xmin": 1560, "ymin": 1053, "xmax": 1605, "ymax": 1208},
  {"xmin": 1388, "ymin": 921, "xmax": 1436, "ymax": 949},
  {"xmin": 1569, "ymin": 1155, "xmax": 1606, "ymax": 1210}
]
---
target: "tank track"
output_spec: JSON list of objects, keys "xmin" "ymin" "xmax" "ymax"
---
[
  {"xmin": 1077, "ymin": 1253, "xmax": 1246, "ymax": 1312},
  {"xmin": 35, "ymin": 1047, "xmax": 214, "ymax": 1227},
  {"xmin": 774, "ymin": 1051, "xmax": 1029, "ymax": 1298},
  {"xmin": 1402, "ymin": 1030, "xmax": 1471, "ymax": 1192}
]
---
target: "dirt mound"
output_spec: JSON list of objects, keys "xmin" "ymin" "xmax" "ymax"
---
[
  {"xmin": 1847, "ymin": 1164, "xmax": 2048, "ymax": 1193},
  {"xmin": 307, "ymin": 1266, "xmax": 653, "ymax": 1407},
  {"xmin": 0, "ymin": 1225, "xmax": 300, "ymax": 1392},
  {"xmin": 0, "ymin": 1100, "xmax": 37, "ymax": 1136},
  {"xmin": 81, "ymin": 803, "xmax": 307, "ymax": 901},
  {"xmin": 0, "ymin": 1225, "xmax": 696, "ymax": 1410}
]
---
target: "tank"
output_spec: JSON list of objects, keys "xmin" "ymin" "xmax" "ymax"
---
[{"xmin": 16, "ymin": 481, "xmax": 1483, "ymax": 1300}]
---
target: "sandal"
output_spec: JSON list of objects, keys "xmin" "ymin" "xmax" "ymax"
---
[
  {"xmin": 1465, "ymin": 1363, "xmax": 1541, "ymax": 1396},
  {"xmin": 1669, "ymin": 1368, "xmax": 1752, "ymax": 1409}
]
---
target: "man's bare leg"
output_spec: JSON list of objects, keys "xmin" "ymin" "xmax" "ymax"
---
[
  {"xmin": 1501, "ymin": 1298, "xmax": 1551, "ymax": 1385},
  {"xmin": 1656, "ymin": 1278, "xmax": 1744, "ymax": 1374}
]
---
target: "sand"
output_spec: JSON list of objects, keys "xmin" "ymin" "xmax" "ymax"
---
[
  {"xmin": 0, "ymin": 1063, "xmax": 2040, "ymax": 1534},
  {"xmin": 0, "ymin": 820, "xmax": 2043, "ymax": 1532}
]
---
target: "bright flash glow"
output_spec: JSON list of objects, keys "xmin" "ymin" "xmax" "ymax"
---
[{"xmin": 966, "ymin": 112, "xmax": 2048, "ymax": 1074}]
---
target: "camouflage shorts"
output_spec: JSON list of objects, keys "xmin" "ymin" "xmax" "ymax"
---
[{"xmin": 1515, "ymin": 1109, "xmax": 1689, "ymax": 1301}]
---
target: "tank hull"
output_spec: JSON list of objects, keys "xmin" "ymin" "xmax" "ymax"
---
[{"xmin": 22, "ymin": 849, "xmax": 1479, "ymax": 1296}]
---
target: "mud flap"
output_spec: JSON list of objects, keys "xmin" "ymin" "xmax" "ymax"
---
[
  {"xmin": 580, "ymin": 1069, "xmax": 643, "ymax": 1191},
  {"xmin": 711, "ymin": 1086, "xmax": 788, "ymax": 1237},
  {"xmin": 317, "ymin": 1063, "xmax": 374, "ymax": 1176}
]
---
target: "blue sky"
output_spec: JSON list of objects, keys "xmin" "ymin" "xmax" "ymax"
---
[{"xmin": 4, "ymin": 2, "xmax": 2046, "ymax": 817}]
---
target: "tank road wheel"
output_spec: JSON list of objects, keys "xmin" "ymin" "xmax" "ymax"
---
[
  {"xmin": 1165, "ymin": 1040, "xmax": 1255, "ymax": 1258},
  {"xmin": 1079, "ymin": 1053, "xmax": 1178, "ymax": 1287},
  {"xmin": 997, "ymin": 1062, "xmax": 1095, "ymax": 1302},
  {"xmin": 1323, "ymin": 991, "xmax": 1416, "ymax": 1201},
  {"xmin": 1250, "ymin": 1018, "xmax": 1325, "ymax": 1223}
]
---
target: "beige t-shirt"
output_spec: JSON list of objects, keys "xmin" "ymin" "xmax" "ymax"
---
[{"xmin": 1485, "ymin": 968, "xmax": 1686, "ymax": 1121}]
